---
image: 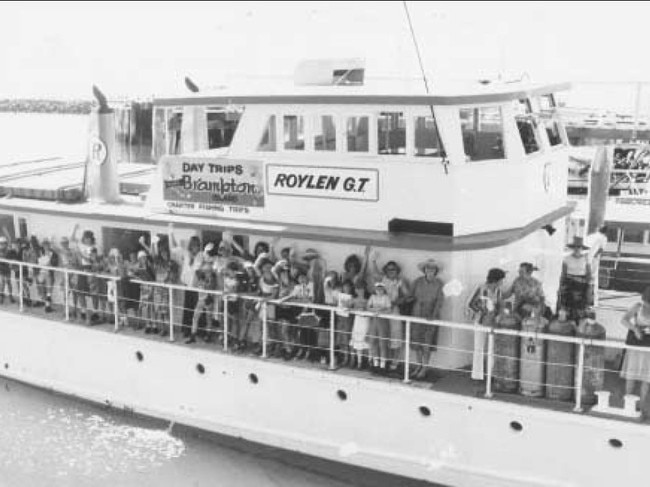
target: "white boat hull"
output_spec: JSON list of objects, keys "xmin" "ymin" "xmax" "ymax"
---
[{"xmin": 0, "ymin": 310, "xmax": 645, "ymax": 487}]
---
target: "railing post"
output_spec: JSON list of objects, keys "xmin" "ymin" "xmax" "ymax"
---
[
  {"xmin": 403, "ymin": 320, "xmax": 411, "ymax": 383},
  {"xmin": 113, "ymin": 277, "xmax": 119, "ymax": 332},
  {"xmin": 168, "ymin": 285, "xmax": 174, "ymax": 342},
  {"xmin": 262, "ymin": 300, "xmax": 268, "ymax": 358},
  {"xmin": 64, "ymin": 269, "xmax": 70, "ymax": 321},
  {"xmin": 574, "ymin": 342, "xmax": 585, "ymax": 412},
  {"xmin": 485, "ymin": 330, "xmax": 495, "ymax": 398},
  {"xmin": 329, "ymin": 308, "xmax": 336, "ymax": 370},
  {"xmin": 18, "ymin": 263, "xmax": 24, "ymax": 312},
  {"xmin": 223, "ymin": 296, "xmax": 229, "ymax": 352}
]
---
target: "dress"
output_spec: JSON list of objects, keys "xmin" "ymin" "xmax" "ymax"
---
[
  {"xmin": 381, "ymin": 276, "xmax": 407, "ymax": 350},
  {"xmin": 411, "ymin": 276, "xmax": 444, "ymax": 346},
  {"xmin": 621, "ymin": 304, "xmax": 650, "ymax": 382},
  {"xmin": 366, "ymin": 293, "xmax": 392, "ymax": 346},
  {"xmin": 350, "ymin": 296, "xmax": 370, "ymax": 351}
]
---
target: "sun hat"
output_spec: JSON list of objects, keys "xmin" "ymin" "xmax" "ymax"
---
[{"xmin": 417, "ymin": 258, "xmax": 441, "ymax": 273}]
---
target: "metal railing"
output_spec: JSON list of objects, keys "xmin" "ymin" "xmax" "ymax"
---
[{"xmin": 0, "ymin": 257, "xmax": 648, "ymax": 419}]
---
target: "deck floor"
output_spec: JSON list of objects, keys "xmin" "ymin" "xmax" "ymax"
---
[{"xmin": 2, "ymin": 296, "xmax": 647, "ymax": 426}]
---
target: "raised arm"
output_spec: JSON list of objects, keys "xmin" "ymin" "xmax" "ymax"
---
[
  {"xmin": 622, "ymin": 303, "xmax": 642, "ymax": 339},
  {"xmin": 70, "ymin": 223, "xmax": 80, "ymax": 243},
  {"xmin": 138, "ymin": 236, "xmax": 152, "ymax": 255}
]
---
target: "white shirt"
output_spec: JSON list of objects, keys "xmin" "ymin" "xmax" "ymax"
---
[{"xmin": 584, "ymin": 232, "xmax": 608, "ymax": 264}]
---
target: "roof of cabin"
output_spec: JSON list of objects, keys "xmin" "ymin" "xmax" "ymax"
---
[{"xmin": 154, "ymin": 78, "xmax": 571, "ymax": 107}]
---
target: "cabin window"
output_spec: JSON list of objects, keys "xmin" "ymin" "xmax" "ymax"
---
[
  {"xmin": 0, "ymin": 214, "xmax": 14, "ymax": 240},
  {"xmin": 414, "ymin": 115, "xmax": 442, "ymax": 157},
  {"xmin": 514, "ymin": 99, "xmax": 540, "ymax": 155},
  {"xmin": 347, "ymin": 116, "xmax": 369, "ymax": 152},
  {"xmin": 605, "ymin": 227, "xmax": 620, "ymax": 243},
  {"xmin": 314, "ymin": 115, "xmax": 336, "ymax": 151},
  {"xmin": 283, "ymin": 115, "xmax": 305, "ymax": 150},
  {"xmin": 378, "ymin": 112, "xmax": 406, "ymax": 155},
  {"xmin": 623, "ymin": 228, "xmax": 644, "ymax": 244},
  {"xmin": 18, "ymin": 218, "xmax": 27, "ymax": 239},
  {"xmin": 257, "ymin": 115, "xmax": 276, "ymax": 151},
  {"xmin": 538, "ymin": 95, "xmax": 563, "ymax": 147},
  {"xmin": 460, "ymin": 107, "xmax": 505, "ymax": 162}
]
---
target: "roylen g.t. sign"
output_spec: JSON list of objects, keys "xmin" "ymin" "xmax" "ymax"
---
[
  {"xmin": 160, "ymin": 156, "xmax": 265, "ymax": 216},
  {"xmin": 266, "ymin": 164, "xmax": 379, "ymax": 201}
]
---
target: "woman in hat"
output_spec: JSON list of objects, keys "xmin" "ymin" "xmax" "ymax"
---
[
  {"xmin": 410, "ymin": 258, "xmax": 445, "ymax": 380},
  {"xmin": 560, "ymin": 236, "xmax": 592, "ymax": 321},
  {"xmin": 370, "ymin": 253, "xmax": 411, "ymax": 371},
  {"xmin": 467, "ymin": 268, "xmax": 507, "ymax": 380},
  {"xmin": 504, "ymin": 262, "xmax": 545, "ymax": 318}
]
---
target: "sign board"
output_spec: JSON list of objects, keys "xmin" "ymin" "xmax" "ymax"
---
[
  {"xmin": 160, "ymin": 156, "xmax": 264, "ymax": 216},
  {"xmin": 266, "ymin": 164, "xmax": 379, "ymax": 201}
]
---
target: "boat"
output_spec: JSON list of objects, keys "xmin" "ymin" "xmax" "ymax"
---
[{"xmin": 0, "ymin": 58, "xmax": 646, "ymax": 487}]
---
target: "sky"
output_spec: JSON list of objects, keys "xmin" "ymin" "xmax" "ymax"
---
[{"xmin": 1, "ymin": 1, "xmax": 649, "ymax": 110}]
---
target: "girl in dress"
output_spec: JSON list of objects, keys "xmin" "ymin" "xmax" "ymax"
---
[
  {"xmin": 367, "ymin": 281, "xmax": 393, "ymax": 373},
  {"xmin": 186, "ymin": 264, "xmax": 217, "ymax": 344},
  {"xmin": 274, "ymin": 260, "xmax": 296, "ymax": 359},
  {"xmin": 349, "ymin": 280, "xmax": 371, "ymax": 369},
  {"xmin": 280, "ymin": 270, "xmax": 317, "ymax": 361},
  {"xmin": 35, "ymin": 238, "xmax": 58, "ymax": 313},
  {"xmin": 336, "ymin": 279, "xmax": 355, "ymax": 367},
  {"xmin": 252, "ymin": 259, "xmax": 279, "ymax": 355}
]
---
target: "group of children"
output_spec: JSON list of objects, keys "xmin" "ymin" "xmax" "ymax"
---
[{"xmin": 0, "ymin": 224, "xmax": 448, "ymax": 379}]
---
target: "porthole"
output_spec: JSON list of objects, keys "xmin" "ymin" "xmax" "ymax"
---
[
  {"xmin": 196, "ymin": 363, "xmax": 205, "ymax": 374},
  {"xmin": 510, "ymin": 421, "xmax": 523, "ymax": 432},
  {"xmin": 249, "ymin": 373, "xmax": 259, "ymax": 384},
  {"xmin": 419, "ymin": 406, "xmax": 431, "ymax": 417},
  {"xmin": 609, "ymin": 438, "xmax": 623, "ymax": 449},
  {"xmin": 135, "ymin": 351, "xmax": 144, "ymax": 362},
  {"xmin": 337, "ymin": 390, "xmax": 348, "ymax": 401}
]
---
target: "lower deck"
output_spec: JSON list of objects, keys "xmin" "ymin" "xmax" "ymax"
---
[{"xmin": 1, "ymin": 284, "xmax": 646, "ymax": 426}]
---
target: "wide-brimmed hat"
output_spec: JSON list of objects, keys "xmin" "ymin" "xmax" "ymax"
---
[
  {"xmin": 0, "ymin": 236, "xmax": 7, "ymax": 244},
  {"xmin": 137, "ymin": 250, "xmax": 148, "ymax": 260},
  {"xmin": 302, "ymin": 248, "xmax": 320, "ymax": 261},
  {"xmin": 418, "ymin": 258, "xmax": 442, "ymax": 273},
  {"xmin": 567, "ymin": 236, "xmax": 590, "ymax": 250},
  {"xmin": 374, "ymin": 281, "xmax": 387, "ymax": 289}
]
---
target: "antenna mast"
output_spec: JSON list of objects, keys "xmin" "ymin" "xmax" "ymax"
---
[{"xmin": 402, "ymin": 1, "xmax": 448, "ymax": 173}]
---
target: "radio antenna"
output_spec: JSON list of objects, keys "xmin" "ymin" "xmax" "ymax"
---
[{"xmin": 402, "ymin": 1, "xmax": 449, "ymax": 174}]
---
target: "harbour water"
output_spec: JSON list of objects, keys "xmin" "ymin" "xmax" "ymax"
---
[{"xmin": 0, "ymin": 112, "xmax": 435, "ymax": 487}]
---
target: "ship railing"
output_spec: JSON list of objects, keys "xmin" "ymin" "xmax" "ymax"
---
[{"xmin": 1, "ymin": 257, "xmax": 647, "ymax": 418}]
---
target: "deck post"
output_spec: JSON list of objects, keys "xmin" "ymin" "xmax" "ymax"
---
[
  {"xmin": 63, "ymin": 269, "xmax": 70, "ymax": 321},
  {"xmin": 18, "ymin": 263, "xmax": 24, "ymax": 312},
  {"xmin": 262, "ymin": 301, "xmax": 268, "ymax": 358},
  {"xmin": 574, "ymin": 342, "xmax": 586, "ymax": 412},
  {"xmin": 485, "ymin": 331, "xmax": 495, "ymax": 398},
  {"xmin": 223, "ymin": 296, "xmax": 229, "ymax": 352},
  {"xmin": 329, "ymin": 309, "xmax": 336, "ymax": 370},
  {"xmin": 112, "ymin": 277, "xmax": 119, "ymax": 332},
  {"xmin": 403, "ymin": 320, "xmax": 411, "ymax": 383},
  {"xmin": 168, "ymin": 285, "xmax": 174, "ymax": 342}
]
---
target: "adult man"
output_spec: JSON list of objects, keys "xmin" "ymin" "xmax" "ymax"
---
[{"xmin": 560, "ymin": 236, "xmax": 592, "ymax": 320}]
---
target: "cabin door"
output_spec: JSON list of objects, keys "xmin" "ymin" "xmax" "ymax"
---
[{"xmin": 0, "ymin": 214, "xmax": 15, "ymax": 240}]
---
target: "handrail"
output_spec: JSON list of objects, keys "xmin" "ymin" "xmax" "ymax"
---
[{"xmin": 0, "ymin": 256, "xmax": 640, "ymax": 353}]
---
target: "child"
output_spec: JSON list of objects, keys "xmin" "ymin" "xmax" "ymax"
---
[
  {"xmin": 221, "ymin": 261, "xmax": 241, "ymax": 346},
  {"xmin": 319, "ymin": 271, "xmax": 340, "ymax": 365},
  {"xmin": 88, "ymin": 247, "xmax": 108, "ymax": 323},
  {"xmin": 186, "ymin": 264, "xmax": 216, "ymax": 344},
  {"xmin": 350, "ymin": 280, "xmax": 370, "ymax": 369},
  {"xmin": 336, "ymin": 279, "xmax": 355, "ymax": 367},
  {"xmin": 279, "ymin": 270, "xmax": 316, "ymax": 361},
  {"xmin": 367, "ymin": 282, "xmax": 393, "ymax": 373},
  {"xmin": 133, "ymin": 250, "xmax": 155, "ymax": 333},
  {"xmin": 251, "ymin": 259, "xmax": 279, "ymax": 355}
]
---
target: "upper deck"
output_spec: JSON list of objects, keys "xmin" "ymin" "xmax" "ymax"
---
[{"xmin": 149, "ymin": 68, "xmax": 572, "ymax": 240}]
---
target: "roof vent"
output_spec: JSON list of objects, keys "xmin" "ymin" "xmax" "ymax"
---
[{"xmin": 294, "ymin": 58, "xmax": 365, "ymax": 86}]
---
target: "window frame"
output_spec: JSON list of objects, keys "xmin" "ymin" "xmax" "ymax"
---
[
  {"xmin": 458, "ymin": 104, "xmax": 508, "ymax": 163},
  {"xmin": 282, "ymin": 114, "xmax": 306, "ymax": 152}
]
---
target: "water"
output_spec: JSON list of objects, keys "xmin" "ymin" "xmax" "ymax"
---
[
  {"xmin": 0, "ymin": 112, "xmax": 400, "ymax": 487},
  {"xmin": 0, "ymin": 378, "xmax": 359, "ymax": 487}
]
